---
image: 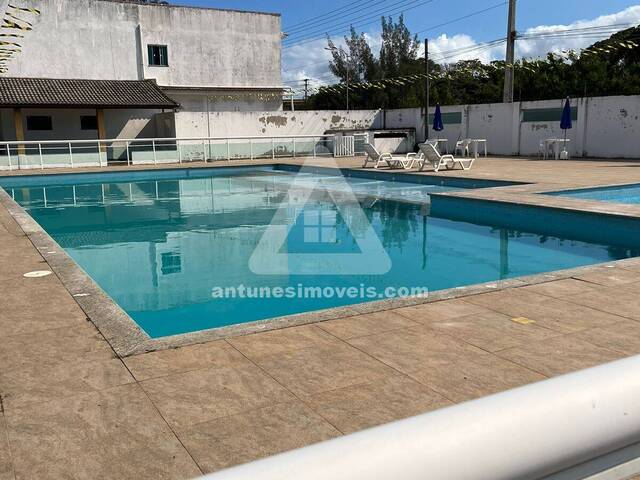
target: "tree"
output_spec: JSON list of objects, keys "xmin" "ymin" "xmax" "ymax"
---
[{"xmin": 308, "ymin": 24, "xmax": 640, "ymax": 109}]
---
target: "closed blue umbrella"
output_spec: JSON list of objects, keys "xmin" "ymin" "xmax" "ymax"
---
[
  {"xmin": 433, "ymin": 104, "xmax": 444, "ymax": 135},
  {"xmin": 561, "ymin": 97, "xmax": 573, "ymax": 131},
  {"xmin": 560, "ymin": 97, "xmax": 572, "ymax": 157}
]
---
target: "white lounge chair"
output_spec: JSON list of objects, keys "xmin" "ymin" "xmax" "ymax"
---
[
  {"xmin": 362, "ymin": 143, "xmax": 414, "ymax": 169},
  {"xmin": 417, "ymin": 142, "xmax": 475, "ymax": 172}
]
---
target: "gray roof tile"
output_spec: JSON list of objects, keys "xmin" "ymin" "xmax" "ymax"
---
[{"xmin": 0, "ymin": 77, "xmax": 179, "ymax": 108}]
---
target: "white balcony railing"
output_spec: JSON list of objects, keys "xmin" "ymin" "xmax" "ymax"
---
[{"xmin": 0, "ymin": 134, "xmax": 366, "ymax": 171}]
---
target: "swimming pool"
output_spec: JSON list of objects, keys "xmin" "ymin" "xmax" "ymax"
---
[
  {"xmin": 2, "ymin": 165, "xmax": 639, "ymax": 338},
  {"xmin": 547, "ymin": 183, "xmax": 640, "ymax": 204}
]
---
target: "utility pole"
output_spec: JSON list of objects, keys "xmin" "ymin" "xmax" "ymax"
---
[
  {"xmin": 303, "ymin": 78, "xmax": 309, "ymax": 102},
  {"xmin": 503, "ymin": 0, "xmax": 517, "ymax": 103},
  {"xmin": 346, "ymin": 61, "xmax": 350, "ymax": 111},
  {"xmin": 424, "ymin": 38, "xmax": 429, "ymax": 141}
]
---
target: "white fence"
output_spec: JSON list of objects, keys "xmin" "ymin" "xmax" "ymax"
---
[
  {"xmin": 0, "ymin": 134, "xmax": 366, "ymax": 171},
  {"xmin": 202, "ymin": 354, "xmax": 640, "ymax": 480}
]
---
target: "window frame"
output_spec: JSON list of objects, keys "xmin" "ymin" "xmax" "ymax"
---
[
  {"xmin": 80, "ymin": 115, "xmax": 98, "ymax": 131},
  {"xmin": 26, "ymin": 115, "xmax": 53, "ymax": 131},
  {"xmin": 148, "ymin": 44, "xmax": 169, "ymax": 67}
]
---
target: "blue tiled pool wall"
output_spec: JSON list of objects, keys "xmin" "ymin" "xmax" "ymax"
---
[
  {"xmin": 275, "ymin": 164, "xmax": 522, "ymax": 189},
  {"xmin": 546, "ymin": 183, "xmax": 640, "ymax": 204},
  {"xmin": 431, "ymin": 195, "xmax": 640, "ymax": 253},
  {"xmin": 0, "ymin": 164, "xmax": 521, "ymax": 190},
  {"xmin": 0, "ymin": 165, "xmax": 278, "ymax": 188}
]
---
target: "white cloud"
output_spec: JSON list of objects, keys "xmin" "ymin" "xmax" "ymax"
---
[
  {"xmin": 517, "ymin": 5, "xmax": 640, "ymax": 58},
  {"xmin": 282, "ymin": 37, "xmax": 338, "ymax": 93},
  {"xmin": 281, "ymin": 5, "xmax": 640, "ymax": 88},
  {"xmin": 427, "ymin": 33, "xmax": 504, "ymax": 63}
]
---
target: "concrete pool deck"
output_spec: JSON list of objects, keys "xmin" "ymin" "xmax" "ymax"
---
[{"xmin": 2, "ymin": 156, "xmax": 640, "ymax": 479}]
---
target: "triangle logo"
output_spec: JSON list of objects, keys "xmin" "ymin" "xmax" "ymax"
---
[{"xmin": 249, "ymin": 157, "xmax": 392, "ymax": 276}]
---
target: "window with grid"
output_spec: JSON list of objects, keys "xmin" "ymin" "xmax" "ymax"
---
[{"xmin": 148, "ymin": 45, "xmax": 169, "ymax": 67}]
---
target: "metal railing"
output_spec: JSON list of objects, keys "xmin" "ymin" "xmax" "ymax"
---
[
  {"xmin": 200, "ymin": 354, "xmax": 640, "ymax": 480},
  {"xmin": 0, "ymin": 134, "xmax": 367, "ymax": 171}
]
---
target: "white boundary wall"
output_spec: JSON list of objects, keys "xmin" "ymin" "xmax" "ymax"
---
[
  {"xmin": 404, "ymin": 95, "xmax": 640, "ymax": 158},
  {"xmin": 174, "ymin": 95, "xmax": 640, "ymax": 158},
  {"xmin": 175, "ymin": 110, "xmax": 383, "ymax": 138}
]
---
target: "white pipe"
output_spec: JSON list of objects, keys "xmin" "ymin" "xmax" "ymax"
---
[{"xmin": 200, "ymin": 355, "xmax": 640, "ymax": 480}]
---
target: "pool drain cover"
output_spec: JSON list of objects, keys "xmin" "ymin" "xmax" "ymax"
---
[{"xmin": 23, "ymin": 270, "xmax": 53, "ymax": 278}]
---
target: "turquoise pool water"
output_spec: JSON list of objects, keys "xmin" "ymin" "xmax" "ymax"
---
[
  {"xmin": 3, "ymin": 166, "xmax": 639, "ymax": 338},
  {"xmin": 548, "ymin": 183, "xmax": 640, "ymax": 204}
]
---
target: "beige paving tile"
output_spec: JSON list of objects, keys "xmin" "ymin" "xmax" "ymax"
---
[
  {"xmin": 564, "ymin": 288, "xmax": 640, "ymax": 321},
  {"xmin": 408, "ymin": 352, "xmax": 546, "ymax": 403},
  {"xmin": 0, "ymin": 323, "xmax": 115, "ymax": 372},
  {"xmin": 124, "ymin": 341, "xmax": 250, "ymax": 381},
  {"xmin": 423, "ymin": 311, "xmax": 561, "ymax": 353},
  {"xmin": 618, "ymin": 260, "xmax": 640, "ymax": 273},
  {"xmin": 573, "ymin": 266, "xmax": 640, "ymax": 286},
  {"xmin": 518, "ymin": 279, "xmax": 598, "ymax": 298},
  {"xmin": 140, "ymin": 364, "xmax": 294, "ymax": 430},
  {"xmin": 572, "ymin": 320, "xmax": 640, "ymax": 356},
  {"xmin": 178, "ymin": 401, "xmax": 340, "ymax": 474},
  {"xmin": 253, "ymin": 342, "xmax": 396, "ymax": 397},
  {"xmin": 0, "ymin": 358, "xmax": 133, "ymax": 410},
  {"xmin": 0, "ymin": 414, "xmax": 13, "ymax": 480},
  {"xmin": 465, "ymin": 288, "xmax": 624, "ymax": 333},
  {"xmin": 0, "ymin": 244, "xmax": 46, "ymax": 276},
  {"xmin": 0, "ymin": 277, "xmax": 88, "ymax": 337},
  {"xmin": 349, "ymin": 327, "xmax": 545, "ymax": 402},
  {"xmin": 317, "ymin": 311, "xmax": 419, "ymax": 340},
  {"xmin": 497, "ymin": 335, "xmax": 624, "ymax": 377},
  {"xmin": 395, "ymin": 299, "xmax": 490, "ymax": 323},
  {"xmin": 301, "ymin": 375, "xmax": 451, "ymax": 434},
  {"xmin": 228, "ymin": 325, "xmax": 338, "ymax": 359},
  {"xmin": 5, "ymin": 384, "xmax": 201, "ymax": 480},
  {"xmin": 620, "ymin": 281, "xmax": 640, "ymax": 296},
  {"xmin": 348, "ymin": 326, "xmax": 485, "ymax": 374}
]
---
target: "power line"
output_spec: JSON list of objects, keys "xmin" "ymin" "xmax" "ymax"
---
[
  {"xmin": 518, "ymin": 23, "xmax": 638, "ymax": 41},
  {"xmin": 431, "ymin": 38, "xmax": 507, "ymax": 61},
  {"xmin": 282, "ymin": 1, "xmax": 508, "ymax": 74},
  {"xmin": 284, "ymin": 0, "xmax": 388, "ymax": 36},
  {"xmin": 283, "ymin": 0, "xmax": 427, "ymax": 45},
  {"xmin": 414, "ymin": 1, "xmax": 508, "ymax": 35},
  {"xmin": 283, "ymin": 0, "xmax": 435, "ymax": 48}
]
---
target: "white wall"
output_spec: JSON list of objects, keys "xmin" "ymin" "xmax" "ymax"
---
[
  {"xmin": 384, "ymin": 95, "xmax": 640, "ymax": 158},
  {"xmin": 583, "ymin": 96, "xmax": 640, "ymax": 158},
  {"xmin": 0, "ymin": 108, "xmax": 167, "ymax": 142},
  {"xmin": 2, "ymin": 0, "xmax": 281, "ymax": 88},
  {"xmin": 175, "ymin": 110, "xmax": 383, "ymax": 138},
  {"xmin": 467, "ymin": 103, "xmax": 518, "ymax": 155}
]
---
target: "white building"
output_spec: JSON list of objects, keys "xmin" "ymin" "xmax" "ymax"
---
[{"xmin": 0, "ymin": 0, "xmax": 283, "ymax": 147}]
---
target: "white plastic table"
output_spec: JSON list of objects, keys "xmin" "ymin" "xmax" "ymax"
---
[
  {"xmin": 469, "ymin": 139, "xmax": 487, "ymax": 158},
  {"xmin": 544, "ymin": 139, "xmax": 570, "ymax": 160},
  {"xmin": 427, "ymin": 138, "xmax": 449, "ymax": 154}
]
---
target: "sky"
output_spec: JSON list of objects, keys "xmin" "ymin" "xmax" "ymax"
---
[{"xmin": 173, "ymin": 0, "xmax": 640, "ymax": 93}]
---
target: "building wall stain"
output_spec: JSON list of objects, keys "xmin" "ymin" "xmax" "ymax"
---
[{"xmin": 258, "ymin": 115, "xmax": 289, "ymax": 127}]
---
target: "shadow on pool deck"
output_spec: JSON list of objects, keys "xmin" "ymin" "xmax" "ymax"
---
[{"xmin": 2, "ymin": 156, "xmax": 640, "ymax": 478}]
